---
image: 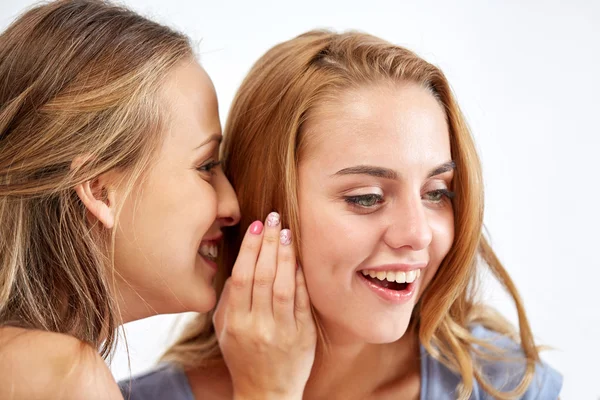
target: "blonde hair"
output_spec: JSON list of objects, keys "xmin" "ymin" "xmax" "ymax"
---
[
  {"xmin": 164, "ymin": 30, "xmax": 540, "ymax": 399},
  {"xmin": 0, "ymin": 0, "xmax": 191, "ymax": 358}
]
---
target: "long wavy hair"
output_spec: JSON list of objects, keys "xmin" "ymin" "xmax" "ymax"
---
[
  {"xmin": 163, "ymin": 30, "xmax": 540, "ymax": 399},
  {"xmin": 0, "ymin": 0, "xmax": 191, "ymax": 358}
]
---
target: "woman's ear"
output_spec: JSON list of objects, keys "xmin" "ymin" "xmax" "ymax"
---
[{"xmin": 72, "ymin": 157, "xmax": 117, "ymax": 229}]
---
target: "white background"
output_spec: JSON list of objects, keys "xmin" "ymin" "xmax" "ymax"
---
[{"xmin": 2, "ymin": 0, "xmax": 599, "ymax": 398}]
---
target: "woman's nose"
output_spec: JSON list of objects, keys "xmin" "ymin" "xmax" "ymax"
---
[
  {"xmin": 214, "ymin": 170, "xmax": 241, "ymax": 227},
  {"xmin": 383, "ymin": 194, "xmax": 433, "ymax": 251}
]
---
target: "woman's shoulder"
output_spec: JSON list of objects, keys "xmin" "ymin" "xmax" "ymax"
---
[
  {"xmin": 421, "ymin": 324, "xmax": 562, "ymax": 399},
  {"xmin": 0, "ymin": 326, "xmax": 121, "ymax": 400},
  {"xmin": 119, "ymin": 363, "xmax": 195, "ymax": 400}
]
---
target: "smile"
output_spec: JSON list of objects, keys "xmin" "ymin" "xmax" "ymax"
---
[
  {"xmin": 198, "ymin": 242, "xmax": 218, "ymax": 261},
  {"xmin": 359, "ymin": 269, "xmax": 420, "ymax": 291},
  {"xmin": 357, "ymin": 266, "xmax": 424, "ymax": 304}
]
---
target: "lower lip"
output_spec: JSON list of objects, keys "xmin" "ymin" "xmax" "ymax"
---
[
  {"xmin": 199, "ymin": 254, "xmax": 218, "ymax": 271},
  {"xmin": 357, "ymin": 272, "xmax": 416, "ymax": 304}
]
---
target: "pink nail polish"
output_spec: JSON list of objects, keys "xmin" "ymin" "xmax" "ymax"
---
[
  {"xmin": 280, "ymin": 229, "xmax": 292, "ymax": 245},
  {"xmin": 249, "ymin": 220, "xmax": 263, "ymax": 235},
  {"xmin": 266, "ymin": 212, "xmax": 280, "ymax": 227}
]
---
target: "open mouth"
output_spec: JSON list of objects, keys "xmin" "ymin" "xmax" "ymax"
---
[
  {"xmin": 358, "ymin": 269, "xmax": 420, "ymax": 291},
  {"xmin": 198, "ymin": 241, "xmax": 218, "ymax": 262}
]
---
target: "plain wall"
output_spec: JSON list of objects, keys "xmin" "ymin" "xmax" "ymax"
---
[{"xmin": 2, "ymin": 0, "xmax": 599, "ymax": 398}]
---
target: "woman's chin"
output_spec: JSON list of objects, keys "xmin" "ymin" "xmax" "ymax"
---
[
  {"xmin": 345, "ymin": 309, "xmax": 414, "ymax": 344},
  {"xmin": 362, "ymin": 324, "xmax": 411, "ymax": 344},
  {"xmin": 320, "ymin": 315, "xmax": 412, "ymax": 345},
  {"xmin": 192, "ymin": 286, "xmax": 217, "ymax": 314},
  {"xmin": 163, "ymin": 283, "xmax": 217, "ymax": 315}
]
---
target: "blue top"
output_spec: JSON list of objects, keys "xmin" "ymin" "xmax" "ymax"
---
[{"xmin": 119, "ymin": 325, "xmax": 562, "ymax": 399}]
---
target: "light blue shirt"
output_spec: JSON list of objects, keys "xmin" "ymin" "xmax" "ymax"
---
[{"xmin": 119, "ymin": 325, "xmax": 562, "ymax": 399}]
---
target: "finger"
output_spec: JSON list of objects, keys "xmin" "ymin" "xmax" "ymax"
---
[
  {"xmin": 251, "ymin": 211, "xmax": 281, "ymax": 315},
  {"xmin": 294, "ymin": 266, "xmax": 313, "ymax": 327},
  {"xmin": 228, "ymin": 220, "xmax": 264, "ymax": 313},
  {"xmin": 212, "ymin": 279, "xmax": 232, "ymax": 334},
  {"xmin": 272, "ymin": 229, "xmax": 296, "ymax": 324}
]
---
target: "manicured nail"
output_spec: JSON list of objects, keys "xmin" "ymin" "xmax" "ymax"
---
[
  {"xmin": 280, "ymin": 229, "xmax": 292, "ymax": 245},
  {"xmin": 266, "ymin": 212, "xmax": 280, "ymax": 227},
  {"xmin": 249, "ymin": 220, "xmax": 263, "ymax": 235}
]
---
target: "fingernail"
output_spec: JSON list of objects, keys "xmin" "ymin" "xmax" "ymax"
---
[
  {"xmin": 249, "ymin": 220, "xmax": 263, "ymax": 235},
  {"xmin": 266, "ymin": 212, "xmax": 280, "ymax": 227},
  {"xmin": 280, "ymin": 229, "xmax": 292, "ymax": 245}
]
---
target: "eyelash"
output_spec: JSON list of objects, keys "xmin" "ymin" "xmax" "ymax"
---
[
  {"xmin": 344, "ymin": 189, "xmax": 455, "ymax": 210},
  {"xmin": 423, "ymin": 189, "xmax": 455, "ymax": 204},
  {"xmin": 344, "ymin": 194, "xmax": 384, "ymax": 208},
  {"xmin": 196, "ymin": 160, "xmax": 221, "ymax": 176}
]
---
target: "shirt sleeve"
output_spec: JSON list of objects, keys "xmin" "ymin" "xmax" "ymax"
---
[
  {"xmin": 521, "ymin": 360, "xmax": 563, "ymax": 400},
  {"xmin": 471, "ymin": 325, "xmax": 563, "ymax": 400}
]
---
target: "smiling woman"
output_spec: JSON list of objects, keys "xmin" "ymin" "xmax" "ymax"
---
[
  {"xmin": 0, "ymin": 1, "xmax": 317, "ymax": 399},
  {"xmin": 112, "ymin": 59, "xmax": 238, "ymax": 320},
  {"xmin": 294, "ymin": 81, "xmax": 457, "ymax": 346},
  {"xmin": 128, "ymin": 30, "xmax": 563, "ymax": 400}
]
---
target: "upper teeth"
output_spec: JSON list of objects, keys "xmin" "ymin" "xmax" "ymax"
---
[
  {"xmin": 199, "ymin": 243, "xmax": 218, "ymax": 259},
  {"xmin": 361, "ymin": 269, "xmax": 420, "ymax": 283}
]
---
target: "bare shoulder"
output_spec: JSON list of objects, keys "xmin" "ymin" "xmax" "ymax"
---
[
  {"xmin": 187, "ymin": 361, "xmax": 233, "ymax": 400},
  {"xmin": 0, "ymin": 327, "xmax": 122, "ymax": 400}
]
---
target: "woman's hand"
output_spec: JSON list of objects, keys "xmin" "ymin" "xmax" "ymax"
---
[{"xmin": 213, "ymin": 212, "xmax": 316, "ymax": 400}]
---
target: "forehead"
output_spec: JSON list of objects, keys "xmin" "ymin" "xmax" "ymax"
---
[
  {"xmin": 160, "ymin": 59, "xmax": 221, "ymax": 139},
  {"xmin": 301, "ymin": 82, "xmax": 451, "ymax": 171}
]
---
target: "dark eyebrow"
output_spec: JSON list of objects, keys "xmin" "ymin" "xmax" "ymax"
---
[
  {"xmin": 428, "ymin": 161, "xmax": 456, "ymax": 178},
  {"xmin": 333, "ymin": 161, "xmax": 455, "ymax": 180},
  {"xmin": 195, "ymin": 133, "xmax": 222, "ymax": 150},
  {"xmin": 333, "ymin": 165, "xmax": 398, "ymax": 180}
]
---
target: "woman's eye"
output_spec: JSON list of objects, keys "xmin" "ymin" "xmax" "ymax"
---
[
  {"xmin": 196, "ymin": 160, "xmax": 221, "ymax": 175},
  {"xmin": 423, "ymin": 189, "xmax": 455, "ymax": 203},
  {"xmin": 344, "ymin": 194, "xmax": 383, "ymax": 208}
]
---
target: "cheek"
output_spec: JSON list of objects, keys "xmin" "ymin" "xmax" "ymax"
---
[
  {"xmin": 190, "ymin": 181, "xmax": 218, "ymax": 231},
  {"xmin": 423, "ymin": 209, "xmax": 455, "ymax": 284},
  {"xmin": 146, "ymin": 177, "xmax": 217, "ymax": 247},
  {"xmin": 298, "ymin": 191, "xmax": 340, "ymax": 291},
  {"xmin": 298, "ymin": 201, "xmax": 381, "ymax": 299},
  {"xmin": 164, "ymin": 173, "xmax": 219, "ymax": 236},
  {"xmin": 434, "ymin": 207, "xmax": 455, "ymax": 256},
  {"xmin": 115, "ymin": 174, "xmax": 219, "ymax": 273},
  {"xmin": 299, "ymin": 204, "xmax": 337, "ymax": 262}
]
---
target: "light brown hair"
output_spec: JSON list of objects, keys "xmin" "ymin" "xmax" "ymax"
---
[
  {"xmin": 164, "ymin": 30, "xmax": 540, "ymax": 399},
  {"xmin": 0, "ymin": 0, "xmax": 191, "ymax": 358}
]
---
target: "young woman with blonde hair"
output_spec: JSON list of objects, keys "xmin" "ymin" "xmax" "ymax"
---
[
  {"xmin": 0, "ymin": 1, "xmax": 315, "ymax": 399},
  {"xmin": 123, "ymin": 30, "xmax": 562, "ymax": 399}
]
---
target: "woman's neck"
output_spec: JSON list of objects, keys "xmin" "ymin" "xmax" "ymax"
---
[
  {"xmin": 187, "ymin": 322, "xmax": 422, "ymax": 400},
  {"xmin": 302, "ymin": 321, "xmax": 421, "ymax": 399}
]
